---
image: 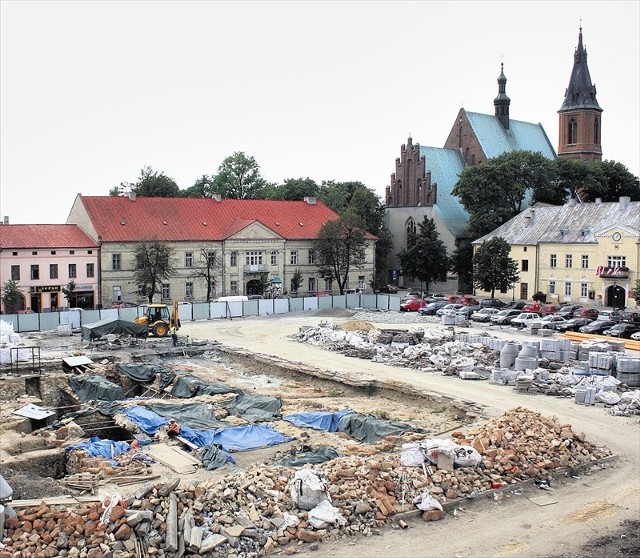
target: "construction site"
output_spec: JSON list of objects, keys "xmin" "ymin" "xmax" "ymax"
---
[{"xmin": 1, "ymin": 308, "xmax": 639, "ymax": 558}]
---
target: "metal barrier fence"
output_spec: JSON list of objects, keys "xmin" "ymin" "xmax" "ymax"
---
[{"xmin": 1, "ymin": 294, "xmax": 401, "ymax": 333}]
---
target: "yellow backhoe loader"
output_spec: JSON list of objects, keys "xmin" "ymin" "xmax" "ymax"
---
[{"xmin": 134, "ymin": 300, "xmax": 180, "ymax": 337}]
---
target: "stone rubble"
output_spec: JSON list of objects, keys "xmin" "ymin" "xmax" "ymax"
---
[{"xmin": 1, "ymin": 407, "xmax": 613, "ymax": 557}]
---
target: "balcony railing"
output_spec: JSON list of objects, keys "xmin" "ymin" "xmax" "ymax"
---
[
  {"xmin": 243, "ymin": 264, "xmax": 269, "ymax": 273},
  {"xmin": 596, "ymin": 266, "xmax": 629, "ymax": 279}
]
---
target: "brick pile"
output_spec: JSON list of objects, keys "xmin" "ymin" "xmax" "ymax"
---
[{"xmin": 1, "ymin": 408, "xmax": 612, "ymax": 557}]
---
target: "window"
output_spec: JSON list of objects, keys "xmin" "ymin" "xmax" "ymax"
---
[
  {"xmin": 230, "ymin": 281, "xmax": 238, "ymax": 295},
  {"xmin": 523, "ymin": 247, "xmax": 527, "ymax": 252},
  {"xmin": 581, "ymin": 282, "xmax": 588, "ymax": 298},
  {"xmin": 521, "ymin": 260, "xmax": 529, "ymax": 272},
  {"xmin": 12, "ymin": 252, "xmax": 17, "ymax": 256},
  {"xmin": 113, "ymin": 286, "xmax": 122, "ymax": 302},
  {"xmin": 32, "ymin": 251, "xmax": 38, "ymax": 255},
  {"xmin": 581, "ymin": 255, "xmax": 589, "ymax": 269},
  {"xmin": 520, "ymin": 283, "xmax": 528, "ymax": 300},
  {"xmin": 271, "ymin": 251, "xmax": 278, "ymax": 266},
  {"xmin": 308, "ymin": 250, "xmax": 315, "ymax": 265},
  {"xmin": 138, "ymin": 283, "xmax": 146, "ymax": 297},
  {"xmin": 161, "ymin": 283, "xmax": 170, "ymax": 299},
  {"xmin": 358, "ymin": 275, "xmax": 365, "ymax": 290},
  {"xmin": 550, "ymin": 254, "xmax": 557, "ymax": 268},
  {"xmin": 207, "ymin": 251, "xmax": 216, "ymax": 267},
  {"xmin": 88, "ymin": 250, "xmax": 92, "ymax": 254},
  {"xmin": 68, "ymin": 263, "xmax": 77, "ymax": 278},
  {"xmin": 308, "ymin": 278, "xmax": 316, "ymax": 293},
  {"xmin": 607, "ymin": 256, "xmax": 626, "ymax": 268},
  {"xmin": 230, "ymin": 251, "xmax": 238, "ymax": 266},
  {"xmin": 31, "ymin": 265, "xmax": 39, "ymax": 280},
  {"xmin": 69, "ymin": 250, "xmax": 74, "ymax": 255},
  {"xmin": 565, "ymin": 254, "xmax": 572, "ymax": 268},
  {"xmin": 11, "ymin": 265, "xmax": 20, "ymax": 280},
  {"xmin": 290, "ymin": 251, "xmax": 298, "ymax": 265},
  {"xmin": 50, "ymin": 264, "xmax": 58, "ymax": 279},
  {"xmin": 185, "ymin": 252, "xmax": 193, "ymax": 267},
  {"xmin": 245, "ymin": 251, "xmax": 263, "ymax": 265},
  {"xmin": 50, "ymin": 251, "xmax": 56, "ymax": 255},
  {"xmin": 86, "ymin": 263, "xmax": 95, "ymax": 277},
  {"xmin": 185, "ymin": 282, "xmax": 194, "ymax": 299},
  {"xmin": 594, "ymin": 119, "xmax": 599, "ymax": 143},
  {"xmin": 324, "ymin": 278, "xmax": 333, "ymax": 292},
  {"xmin": 112, "ymin": 254, "xmax": 121, "ymax": 270},
  {"xmin": 568, "ymin": 119, "xmax": 577, "ymax": 144},
  {"xmin": 565, "ymin": 281, "xmax": 572, "ymax": 297},
  {"xmin": 549, "ymin": 280, "xmax": 556, "ymax": 294}
]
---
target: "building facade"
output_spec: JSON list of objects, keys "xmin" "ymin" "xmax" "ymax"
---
[
  {"xmin": 0, "ymin": 224, "xmax": 99, "ymax": 312},
  {"xmin": 472, "ymin": 197, "xmax": 639, "ymax": 309},
  {"xmin": 67, "ymin": 194, "xmax": 376, "ymax": 308}
]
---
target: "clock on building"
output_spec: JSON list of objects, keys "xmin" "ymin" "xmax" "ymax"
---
[{"xmin": 612, "ymin": 232, "xmax": 621, "ymax": 241}]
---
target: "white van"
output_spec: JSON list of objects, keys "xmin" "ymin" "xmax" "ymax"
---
[{"xmin": 215, "ymin": 296, "xmax": 248, "ymax": 303}]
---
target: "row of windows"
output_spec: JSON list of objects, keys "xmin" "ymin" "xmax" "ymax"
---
[
  {"xmin": 11, "ymin": 250, "xmax": 93, "ymax": 256},
  {"xmin": 546, "ymin": 255, "xmax": 625, "ymax": 269},
  {"xmin": 548, "ymin": 281, "xmax": 590, "ymax": 298},
  {"xmin": 11, "ymin": 263, "xmax": 95, "ymax": 281},
  {"xmin": 567, "ymin": 118, "xmax": 600, "ymax": 145}
]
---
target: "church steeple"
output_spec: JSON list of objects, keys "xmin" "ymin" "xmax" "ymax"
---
[
  {"xmin": 557, "ymin": 27, "xmax": 603, "ymax": 162},
  {"xmin": 494, "ymin": 63, "xmax": 511, "ymax": 129}
]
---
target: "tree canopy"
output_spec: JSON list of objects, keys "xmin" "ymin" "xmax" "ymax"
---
[
  {"xmin": 264, "ymin": 178, "xmax": 319, "ymax": 201},
  {"xmin": 1, "ymin": 279, "xmax": 24, "ymax": 313},
  {"xmin": 133, "ymin": 241, "xmax": 176, "ymax": 303},
  {"xmin": 472, "ymin": 237, "xmax": 519, "ymax": 298},
  {"xmin": 110, "ymin": 166, "xmax": 180, "ymax": 197},
  {"xmin": 210, "ymin": 152, "xmax": 268, "ymax": 199},
  {"xmin": 398, "ymin": 217, "xmax": 449, "ymax": 293}
]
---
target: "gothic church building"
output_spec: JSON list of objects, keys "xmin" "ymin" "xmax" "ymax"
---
[{"xmin": 384, "ymin": 28, "xmax": 602, "ymax": 292}]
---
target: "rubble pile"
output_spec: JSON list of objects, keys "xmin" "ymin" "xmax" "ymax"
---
[{"xmin": 1, "ymin": 408, "xmax": 613, "ymax": 557}]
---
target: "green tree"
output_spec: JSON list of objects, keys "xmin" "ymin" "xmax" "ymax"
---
[
  {"xmin": 61, "ymin": 280, "xmax": 77, "ymax": 308},
  {"xmin": 110, "ymin": 166, "xmax": 180, "ymax": 197},
  {"xmin": 133, "ymin": 241, "xmax": 176, "ymax": 303},
  {"xmin": 581, "ymin": 160, "xmax": 639, "ymax": 201},
  {"xmin": 397, "ymin": 217, "xmax": 449, "ymax": 293},
  {"xmin": 472, "ymin": 237, "xmax": 519, "ymax": 298},
  {"xmin": 290, "ymin": 268, "xmax": 303, "ymax": 296},
  {"xmin": 181, "ymin": 175, "xmax": 215, "ymax": 198},
  {"xmin": 258, "ymin": 272, "xmax": 271, "ymax": 295},
  {"xmin": 634, "ymin": 279, "xmax": 640, "ymax": 306},
  {"xmin": 211, "ymin": 152, "xmax": 267, "ymax": 199},
  {"xmin": 193, "ymin": 247, "xmax": 220, "ymax": 301},
  {"xmin": 1, "ymin": 279, "xmax": 24, "ymax": 313},
  {"xmin": 317, "ymin": 181, "xmax": 364, "ymax": 214},
  {"xmin": 316, "ymin": 212, "xmax": 367, "ymax": 295},
  {"xmin": 450, "ymin": 243, "xmax": 474, "ymax": 293},
  {"xmin": 264, "ymin": 178, "xmax": 319, "ymax": 200},
  {"xmin": 543, "ymin": 158, "xmax": 587, "ymax": 204}
]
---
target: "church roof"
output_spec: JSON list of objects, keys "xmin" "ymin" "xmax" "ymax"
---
[
  {"xmin": 559, "ymin": 28, "xmax": 602, "ymax": 112},
  {"xmin": 472, "ymin": 198, "xmax": 639, "ymax": 246},
  {"xmin": 418, "ymin": 146, "xmax": 468, "ymax": 238},
  {"xmin": 0, "ymin": 224, "xmax": 98, "ymax": 249},
  {"xmin": 465, "ymin": 112, "xmax": 557, "ymax": 159}
]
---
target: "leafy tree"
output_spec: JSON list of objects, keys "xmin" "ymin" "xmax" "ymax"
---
[
  {"xmin": 211, "ymin": 152, "xmax": 267, "ymax": 199},
  {"xmin": 61, "ymin": 280, "xmax": 77, "ymax": 308},
  {"xmin": 450, "ymin": 243, "xmax": 474, "ymax": 293},
  {"xmin": 634, "ymin": 279, "xmax": 640, "ymax": 306},
  {"xmin": 317, "ymin": 181, "xmax": 364, "ymax": 214},
  {"xmin": 316, "ymin": 212, "xmax": 367, "ymax": 295},
  {"xmin": 581, "ymin": 160, "xmax": 639, "ymax": 201},
  {"xmin": 182, "ymin": 175, "xmax": 215, "ymax": 198},
  {"xmin": 542, "ymin": 158, "xmax": 587, "ymax": 204},
  {"xmin": 472, "ymin": 237, "xmax": 519, "ymax": 298},
  {"xmin": 1, "ymin": 279, "xmax": 24, "ymax": 313},
  {"xmin": 290, "ymin": 268, "xmax": 303, "ymax": 296},
  {"xmin": 133, "ymin": 241, "xmax": 176, "ymax": 303},
  {"xmin": 193, "ymin": 248, "xmax": 221, "ymax": 301},
  {"xmin": 264, "ymin": 178, "xmax": 319, "ymax": 201},
  {"xmin": 258, "ymin": 272, "xmax": 271, "ymax": 295},
  {"xmin": 110, "ymin": 166, "xmax": 180, "ymax": 197},
  {"xmin": 397, "ymin": 217, "xmax": 449, "ymax": 293}
]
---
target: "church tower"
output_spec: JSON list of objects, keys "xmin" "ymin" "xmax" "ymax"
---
[
  {"xmin": 557, "ymin": 27, "xmax": 603, "ymax": 161},
  {"xmin": 494, "ymin": 63, "xmax": 511, "ymax": 129}
]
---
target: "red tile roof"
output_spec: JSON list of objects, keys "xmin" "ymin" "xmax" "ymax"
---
[
  {"xmin": 0, "ymin": 224, "xmax": 98, "ymax": 249},
  {"xmin": 76, "ymin": 196, "xmax": 345, "ymax": 242}
]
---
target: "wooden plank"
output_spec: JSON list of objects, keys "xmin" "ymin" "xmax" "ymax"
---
[
  {"xmin": 145, "ymin": 443, "xmax": 198, "ymax": 474},
  {"xmin": 561, "ymin": 331, "xmax": 640, "ymax": 351},
  {"xmin": 11, "ymin": 495, "xmax": 101, "ymax": 508}
]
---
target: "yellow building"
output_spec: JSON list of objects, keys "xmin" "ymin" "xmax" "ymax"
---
[{"xmin": 472, "ymin": 197, "xmax": 639, "ymax": 309}]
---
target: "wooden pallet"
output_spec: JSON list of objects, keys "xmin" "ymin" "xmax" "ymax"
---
[{"xmin": 561, "ymin": 331, "xmax": 640, "ymax": 352}]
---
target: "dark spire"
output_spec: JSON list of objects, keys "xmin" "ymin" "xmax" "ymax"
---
[
  {"xmin": 494, "ymin": 62, "xmax": 511, "ymax": 129},
  {"xmin": 559, "ymin": 27, "xmax": 602, "ymax": 112}
]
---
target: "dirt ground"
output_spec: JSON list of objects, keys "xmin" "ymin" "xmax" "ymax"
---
[{"xmin": 174, "ymin": 313, "xmax": 640, "ymax": 558}]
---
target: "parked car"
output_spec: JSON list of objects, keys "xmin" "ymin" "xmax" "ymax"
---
[
  {"xmin": 620, "ymin": 311, "xmax": 640, "ymax": 324},
  {"xmin": 437, "ymin": 303, "xmax": 464, "ymax": 317},
  {"xmin": 470, "ymin": 307, "xmax": 500, "ymax": 322},
  {"xmin": 400, "ymin": 297, "xmax": 427, "ymax": 312},
  {"xmin": 555, "ymin": 305, "xmax": 584, "ymax": 318},
  {"xmin": 511, "ymin": 312, "xmax": 542, "ymax": 328},
  {"xmin": 578, "ymin": 319, "xmax": 618, "ymax": 334},
  {"xmin": 574, "ymin": 308, "xmax": 599, "ymax": 320},
  {"xmin": 455, "ymin": 305, "xmax": 481, "ymax": 319},
  {"xmin": 480, "ymin": 298, "xmax": 507, "ymax": 309},
  {"xmin": 111, "ymin": 302, "xmax": 138, "ymax": 308},
  {"xmin": 490, "ymin": 309, "xmax": 522, "ymax": 325},
  {"xmin": 418, "ymin": 301, "xmax": 449, "ymax": 315},
  {"xmin": 522, "ymin": 302, "xmax": 543, "ymax": 313},
  {"xmin": 539, "ymin": 304, "xmax": 560, "ymax": 315},
  {"xmin": 631, "ymin": 330, "xmax": 640, "ymax": 341},
  {"xmin": 424, "ymin": 293, "xmax": 447, "ymax": 302},
  {"xmin": 601, "ymin": 323, "xmax": 640, "ymax": 338},
  {"xmin": 555, "ymin": 317, "xmax": 594, "ymax": 332},
  {"xmin": 597, "ymin": 310, "xmax": 622, "ymax": 322},
  {"xmin": 530, "ymin": 315, "xmax": 568, "ymax": 330},
  {"xmin": 379, "ymin": 284, "xmax": 400, "ymax": 293},
  {"xmin": 447, "ymin": 295, "xmax": 479, "ymax": 306},
  {"xmin": 505, "ymin": 301, "xmax": 527, "ymax": 310}
]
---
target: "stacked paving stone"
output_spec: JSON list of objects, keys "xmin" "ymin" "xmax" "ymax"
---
[{"xmin": 1, "ymin": 408, "xmax": 612, "ymax": 558}]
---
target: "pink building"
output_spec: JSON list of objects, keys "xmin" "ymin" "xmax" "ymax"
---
[{"xmin": 0, "ymin": 224, "xmax": 99, "ymax": 312}]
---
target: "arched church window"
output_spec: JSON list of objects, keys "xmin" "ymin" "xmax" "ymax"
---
[
  {"xmin": 594, "ymin": 119, "xmax": 599, "ymax": 143},
  {"xmin": 406, "ymin": 218, "xmax": 416, "ymax": 245},
  {"xmin": 568, "ymin": 119, "xmax": 577, "ymax": 145}
]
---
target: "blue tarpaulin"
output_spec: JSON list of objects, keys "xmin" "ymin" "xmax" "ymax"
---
[
  {"xmin": 66, "ymin": 436, "xmax": 130, "ymax": 460},
  {"xmin": 179, "ymin": 424, "xmax": 292, "ymax": 452},
  {"xmin": 124, "ymin": 406, "xmax": 167, "ymax": 435},
  {"xmin": 284, "ymin": 410, "xmax": 353, "ymax": 432}
]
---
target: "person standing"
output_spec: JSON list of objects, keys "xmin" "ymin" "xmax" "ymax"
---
[{"xmin": 169, "ymin": 324, "xmax": 178, "ymax": 347}]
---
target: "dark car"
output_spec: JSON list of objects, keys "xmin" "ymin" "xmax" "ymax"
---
[
  {"xmin": 418, "ymin": 301, "xmax": 449, "ymax": 315},
  {"xmin": 480, "ymin": 298, "xmax": 507, "ymax": 308},
  {"xmin": 579, "ymin": 319, "xmax": 618, "ymax": 334},
  {"xmin": 380, "ymin": 284, "xmax": 400, "ymax": 293},
  {"xmin": 602, "ymin": 323, "xmax": 640, "ymax": 339},
  {"xmin": 505, "ymin": 301, "xmax": 527, "ymax": 310},
  {"xmin": 555, "ymin": 305, "xmax": 584, "ymax": 318},
  {"xmin": 620, "ymin": 311, "xmax": 640, "ymax": 324},
  {"xmin": 555, "ymin": 317, "xmax": 594, "ymax": 332}
]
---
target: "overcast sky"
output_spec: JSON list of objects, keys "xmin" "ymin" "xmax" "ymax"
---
[{"xmin": 1, "ymin": 1, "xmax": 638, "ymax": 225}]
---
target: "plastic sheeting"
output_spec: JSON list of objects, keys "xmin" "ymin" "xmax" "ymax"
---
[
  {"xmin": 336, "ymin": 413, "xmax": 420, "ymax": 443},
  {"xmin": 200, "ymin": 444, "xmax": 235, "ymax": 470},
  {"xmin": 170, "ymin": 374, "xmax": 237, "ymax": 398},
  {"xmin": 146, "ymin": 402, "xmax": 228, "ymax": 430},
  {"xmin": 66, "ymin": 436, "xmax": 130, "ymax": 460},
  {"xmin": 277, "ymin": 446, "xmax": 341, "ymax": 467},
  {"xmin": 81, "ymin": 318, "xmax": 148, "ymax": 341},
  {"xmin": 221, "ymin": 393, "xmax": 282, "ymax": 422},
  {"xmin": 69, "ymin": 376, "xmax": 126, "ymax": 402},
  {"xmin": 283, "ymin": 410, "xmax": 353, "ymax": 432},
  {"xmin": 124, "ymin": 406, "xmax": 167, "ymax": 435},
  {"xmin": 179, "ymin": 424, "xmax": 292, "ymax": 452}
]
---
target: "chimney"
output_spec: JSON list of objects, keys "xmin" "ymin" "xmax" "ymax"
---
[
  {"xmin": 595, "ymin": 197, "xmax": 602, "ymax": 205},
  {"xmin": 128, "ymin": 191, "xmax": 137, "ymax": 201},
  {"xmin": 619, "ymin": 196, "xmax": 630, "ymax": 210},
  {"xmin": 2, "ymin": 216, "xmax": 8, "ymax": 225},
  {"xmin": 523, "ymin": 208, "xmax": 535, "ymax": 227},
  {"xmin": 567, "ymin": 197, "xmax": 577, "ymax": 207},
  {"xmin": 304, "ymin": 196, "xmax": 317, "ymax": 205},
  {"xmin": 213, "ymin": 194, "xmax": 222, "ymax": 202}
]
